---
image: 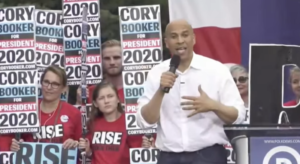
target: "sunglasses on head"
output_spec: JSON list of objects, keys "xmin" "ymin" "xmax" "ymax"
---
[{"xmin": 233, "ymin": 76, "xmax": 248, "ymax": 83}]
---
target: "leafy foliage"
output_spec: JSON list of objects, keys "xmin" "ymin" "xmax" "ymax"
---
[{"xmin": 2, "ymin": 0, "xmax": 170, "ymax": 59}]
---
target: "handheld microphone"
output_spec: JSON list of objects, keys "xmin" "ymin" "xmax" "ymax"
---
[
  {"xmin": 145, "ymin": 133, "xmax": 153, "ymax": 139},
  {"xmin": 144, "ymin": 134, "xmax": 153, "ymax": 147},
  {"xmin": 163, "ymin": 55, "xmax": 180, "ymax": 93}
]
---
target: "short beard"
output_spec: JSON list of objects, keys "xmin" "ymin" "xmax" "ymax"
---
[{"xmin": 103, "ymin": 66, "xmax": 123, "ymax": 77}]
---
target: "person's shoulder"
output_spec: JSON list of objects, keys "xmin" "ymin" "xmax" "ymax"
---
[
  {"xmin": 195, "ymin": 54, "xmax": 231, "ymax": 75},
  {"xmin": 62, "ymin": 101, "xmax": 81, "ymax": 116},
  {"xmin": 195, "ymin": 54, "xmax": 226, "ymax": 69},
  {"xmin": 88, "ymin": 85, "xmax": 96, "ymax": 90},
  {"xmin": 149, "ymin": 59, "xmax": 170, "ymax": 74},
  {"xmin": 284, "ymin": 100, "xmax": 297, "ymax": 106},
  {"xmin": 153, "ymin": 60, "xmax": 169, "ymax": 69}
]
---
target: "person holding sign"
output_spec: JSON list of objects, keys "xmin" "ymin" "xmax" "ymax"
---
[
  {"xmin": 76, "ymin": 39, "xmax": 125, "ymax": 104},
  {"xmin": 78, "ymin": 82, "xmax": 143, "ymax": 164},
  {"xmin": 136, "ymin": 20, "xmax": 245, "ymax": 164},
  {"xmin": 9, "ymin": 66, "xmax": 82, "ymax": 161}
]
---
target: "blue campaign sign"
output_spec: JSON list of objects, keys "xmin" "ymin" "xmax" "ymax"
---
[
  {"xmin": 250, "ymin": 137, "xmax": 300, "ymax": 164},
  {"xmin": 14, "ymin": 142, "xmax": 78, "ymax": 164}
]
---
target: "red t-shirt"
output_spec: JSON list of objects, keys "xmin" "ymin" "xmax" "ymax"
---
[
  {"xmin": 87, "ymin": 114, "xmax": 142, "ymax": 164},
  {"xmin": 0, "ymin": 134, "xmax": 14, "ymax": 151},
  {"xmin": 23, "ymin": 100, "xmax": 82, "ymax": 143},
  {"xmin": 284, "ymin": 100, "xmax": 297, "ymax": 106},
  {"xmin": 88, "ymin": 85, "xmax": 124, "ymax": 104}
]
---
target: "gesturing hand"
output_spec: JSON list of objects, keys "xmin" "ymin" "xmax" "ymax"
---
[
  {"xmin": 181, "ymin": 85, "xmax": 217, "ymax": 117},
  {"xmin": 76, "ymin": 86, "xmax": 90, "ymax": 105}
]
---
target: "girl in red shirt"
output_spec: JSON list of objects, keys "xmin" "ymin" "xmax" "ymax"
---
[
  {"xmin": 9, "ymin": 66, "xmax": 81, "ymax": 154},
  {"xmin": 79, "ymin": 82, "xmax": 142, "ymax": 164}
]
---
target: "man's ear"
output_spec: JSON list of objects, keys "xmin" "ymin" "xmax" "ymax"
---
[
  {"xmin": 164, "ymin": 38, "xmax": 169, "ymax": 49},
  {"xmin": 192, "ymin": 33, "xmax": 196, "ymax": 46}
]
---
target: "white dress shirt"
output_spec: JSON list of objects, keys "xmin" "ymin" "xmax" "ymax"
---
[{"xmin": 136, "ymin": 53, "xmax": 245, "ymax": 152}]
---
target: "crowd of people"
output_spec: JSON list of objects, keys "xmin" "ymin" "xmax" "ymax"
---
[
  {"xmin": 1, "ymin": 18, "xmax": 300, "ymax": 164},
  {"xmin": 0, "ymin": 39, "xmax": 146, "ymax": 164}
]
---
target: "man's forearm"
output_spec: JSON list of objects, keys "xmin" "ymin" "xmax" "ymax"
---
[
  {"xmin": 212, "ymin": 101, "xmax": 239, "ymax": 124},
  {"xmin": 141, "ymin": 89, "xmax": 164, "ymax": 124}
]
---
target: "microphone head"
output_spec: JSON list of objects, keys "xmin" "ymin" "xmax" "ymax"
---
[
  {"xmin": 170, "ymin": 55, "xmax": 180, "ymax": 68},
  {"xmin": 145, "ymin": 133, "xmax": 153, "ymax": 139}
]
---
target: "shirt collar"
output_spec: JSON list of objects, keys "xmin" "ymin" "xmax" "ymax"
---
[{"xmin": 189, "ymin": 52, "xmax": 202, "ymax": 70}]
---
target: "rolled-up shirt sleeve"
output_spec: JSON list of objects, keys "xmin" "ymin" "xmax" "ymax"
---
[
  {"xmin": 136, "ymin": 68, "xmax": 158, "ymax": 129},
  {"xmin": 219, "ymin": 66, "xmax": 246, "ymax": 124}
]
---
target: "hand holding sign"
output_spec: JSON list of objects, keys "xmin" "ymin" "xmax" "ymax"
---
[
  {"xmin": 14, "ymin": 142, "xmax": 78, "ymax": 164},
  {"xmin": 63, "ymin": 139, "xmax": 78, "ymax": 149},
  {"xmin": 181, "ymin": 85, "xmax": 217, "ymax": 117},
  {"xmin": 10, "ymin": 138, "xmax": 23, "ymax": 152},
  {"xmin": 78, "ymin": 138, "xmax": 92, "ymax": 156},
  {"xmin": 76, "ymin": 86, "xmax": 89, "ymax": 105}
]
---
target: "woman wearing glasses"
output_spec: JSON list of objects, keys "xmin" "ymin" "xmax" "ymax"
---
[
  {"xmin": 9, "ymin": 66, "xmax": 81, "ymax": 153},
  {"xmin": 230, "ymin": 64, "xmax": 249, "ymax": 123},
  {"xmin": 78, "ymin": 82, "xmax": 143, "ymax": 164}
]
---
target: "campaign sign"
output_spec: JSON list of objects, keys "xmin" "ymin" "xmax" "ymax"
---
[
  {"xmin": 0, "ymin": 151, "xmax": 14, "ymax": 164},
  {"xmin": 130, "ymin": 148, "xmax": 159, "ymax": 164},
  {"xmin": 35, "ymin": 10, "xmax": 68, "ymax": 101},
  {"xmin": 62, "ymin": 0, "xmax": 102, "ymax": 85},
  {"xmin": 80, "ymin": 6, "xmax": 88, "ymax": 129},
  {"xmin": 74, "ymin": 104, "xmax": 92, "ymax": 125},
  {"xmin": 250, "ymin": 137, "xmax": 300, "ymax": 164},
  {"xmin": 119, "ymin": 5, "xmax": 162, "ymax": 135},
  {"xmin": 249, "ymin": 44, "xmax": 300, "ymax": 123},
  {"xmin": 225, "ymin": 143, "xmax": 236, "ymax": 164},
  {"xmin": 243, "ymin": 107, "xmax": 250, "ymax": 124},
  {"xmin": 14, "ymin": 142, "xmax": 77, "ymax": 164},
  {"xmin": 0, "ymin": 6, "xmax": 39, "ymax": 134}
]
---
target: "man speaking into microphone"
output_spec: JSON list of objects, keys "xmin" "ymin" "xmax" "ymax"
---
[{"xmin": 136, "ymin": 19, "xmax": 245, "ymax": 164}]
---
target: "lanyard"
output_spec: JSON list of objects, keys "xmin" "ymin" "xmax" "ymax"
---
[{"xmin": 37, "ymin": 101, "xmax": 63, "ymax": 143}]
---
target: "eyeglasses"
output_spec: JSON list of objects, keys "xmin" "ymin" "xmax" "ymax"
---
[
  {"xmin": 42, "ymin": 80, "xmax": 61, "ymax": 89},
  {"xmin": 233, "ymin": 76, "xmax": 248, "ymax": 83}
]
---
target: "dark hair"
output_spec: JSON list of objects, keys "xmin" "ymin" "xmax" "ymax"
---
[
  {"xmin": 87, "ymin": 81, "xmax": 123, "ymax": 130},
  {"xmin": 40, "ymin": 65, "xmax": 67, "ymax": 86}
]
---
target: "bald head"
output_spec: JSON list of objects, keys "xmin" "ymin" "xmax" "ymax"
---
[
  {"xmin": 165, "ymin": 19, "xmax": 193, "ymax": 35},
  {"xmin": 164, "ymin": 19, "xmax": 195, "ymax": 62}
]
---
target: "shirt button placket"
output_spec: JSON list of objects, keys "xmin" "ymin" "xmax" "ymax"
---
[{"xmin": 180, "ymin": 74, "xmax": 187, "ymax": 151}]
